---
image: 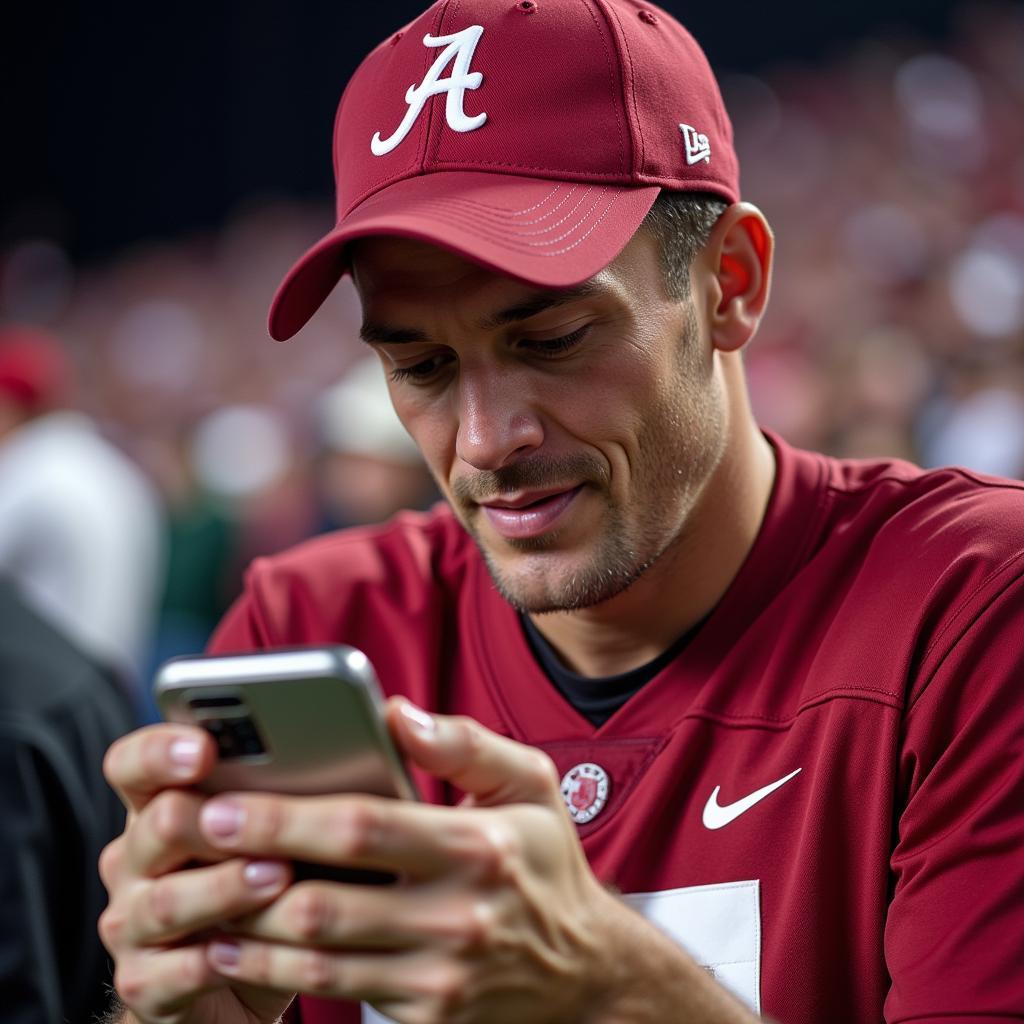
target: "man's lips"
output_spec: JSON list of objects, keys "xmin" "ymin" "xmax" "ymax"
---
[
  {"xmin": 480, "ymin": 486, "xmax": 577, "ymax": 510},
  {"xmin": 479, "ymin": 485, "xmax": 584, "ymax": 539}
]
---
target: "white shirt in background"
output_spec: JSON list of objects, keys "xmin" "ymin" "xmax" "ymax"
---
[{"xmin": 0, "ymin": 411, "xmax": 165, "ymax": 680}]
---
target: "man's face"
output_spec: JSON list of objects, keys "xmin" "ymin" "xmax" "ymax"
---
[{"xmin": 351, "ymin": 228, "xmax": 727, "ymax": 614}]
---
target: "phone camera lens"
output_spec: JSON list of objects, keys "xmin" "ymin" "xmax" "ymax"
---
[{"xmin": 206, "ymin": 715, "xmax": 265, "ymax": 759}]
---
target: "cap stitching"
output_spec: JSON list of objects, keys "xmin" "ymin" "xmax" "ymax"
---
[
  {"xmin": 353, "ymin": 190, "xmax": 599, "ymax": 239},
  {"xmin": 522, "ymin": 195, "xmax": 608, "ymax": 244},
  {"xmin": 511, "ymin": 187, "xmax": 598, "ymax": 232},
  {"xmin": 407, "ymin": 195, "xmax": 603, "ymax": 245},
  {"xmin": 508, "ymin": 185, "xmax": 586, "ymax": 223},
  {"xmin": 402, "ymin": 188, "xmax": 612, "ymax": 238},
  {"xmin": 508, "ymin": 184, "xmax": 564, "ymax": 216},
  {"xmin": 580, "ymin": 0, "xmax": 629, "ymax": 172},
  {"xmin": 420, "ymin": 0, "xmax": 457, "ymax": 171},
  {"xmin": 363, "ymin": 192, "xmax": 620, "ymax": 252},
  {"xmin": 598, "ymin": 0, "xmax": 645, "ymax": 173},
  {"xmin": 427, "ymin": 184, "xmax": 586, "ymax": 225},
  {"xmin": 447, "ymin": 187, "xmax": 589, "ymax": 227},
  {"xmin": 381, "ymin": 187, "xmax": 601, "ymax": 233},
  {"xmin": 534, "ymin": 198, "xmax": 618, "ymax": 254}
]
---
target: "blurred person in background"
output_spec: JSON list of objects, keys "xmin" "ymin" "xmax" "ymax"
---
[
  {"xmin": 0, "ymin": 576, "xmax": 134, "ymax": 1023},
  {"xmin": 0, "ymin": 326, "xmax": 165, "ymax": 699},
  {"xmin": 316, "ymin": 354, "xmax": 437, "ymax": 530}
]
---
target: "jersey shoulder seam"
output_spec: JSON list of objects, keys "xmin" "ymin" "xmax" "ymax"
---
[{"xmin": 825, "ymin": 466, "xmax": 1024, "ymax": 498}]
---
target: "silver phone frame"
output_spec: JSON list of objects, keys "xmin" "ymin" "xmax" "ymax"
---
[{"xmin": 153, "ymin": 645, "xmax": 418, "ymax": 801}]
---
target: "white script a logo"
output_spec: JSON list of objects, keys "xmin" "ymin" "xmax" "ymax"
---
[{"xmin": 371, "ymin": 25, "xmax": 488, "ymax": 156}]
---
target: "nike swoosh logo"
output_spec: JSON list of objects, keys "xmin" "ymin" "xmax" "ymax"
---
[{"xmin": 702, "ymin": 768, "xmax": 802, "ymax": 830}]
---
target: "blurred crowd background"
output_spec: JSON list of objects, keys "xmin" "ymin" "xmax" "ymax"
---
[{"xmin": 1, "ymin": 1, "xmax": 1022, "ymax": 716}]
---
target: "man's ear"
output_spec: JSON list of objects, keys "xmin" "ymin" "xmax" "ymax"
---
[{"xmin": 699, "ymin": 203, "xmax": 774, "ymax": 353}]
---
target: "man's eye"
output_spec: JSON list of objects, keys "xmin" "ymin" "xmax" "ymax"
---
[
  {"xmin": 389, "ymin": 354, "xmax": 452, "ymax": 384},
  {"xmin": 525, "ymin": 324, "xmax": 590, "ymax": 356}
]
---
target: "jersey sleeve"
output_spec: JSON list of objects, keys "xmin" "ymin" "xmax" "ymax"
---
[{"xmin": 883, "ymin": 568, "xmax": 1024, "ymax": 1022}]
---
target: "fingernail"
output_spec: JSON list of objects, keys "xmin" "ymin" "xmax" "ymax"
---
[
  {"xmin": 169, "ymin": 737, "xmax": 202, "ymax": 775},
  {"xmin": 209, "ymin": 940, "xmax": 240, "ymax": 970},
  {"xmin": 243, "ymin": 860, "xmax": 287, "ymax": 890},
  {"xmin": 201, "ymin": 800, "xmax": 245, "ymax": 840},
  {"xmin": 400, "ymin": 700, "xmax": 436, "ymax": 735}
]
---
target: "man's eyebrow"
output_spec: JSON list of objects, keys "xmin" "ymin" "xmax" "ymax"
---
[
  {"xmin": 359, "ymin": 281, "xmax": 602, "ymax": 345},
  {"xmin": 359, "ymin": 323, "xmax": 429, "ymax": 346},
  {"xmin": 477, "ymin": 281, "xmax": 601, "ymax": 331}
]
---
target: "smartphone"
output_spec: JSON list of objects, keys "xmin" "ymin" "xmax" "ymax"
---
[{"xmin": 154, "ymin": 645, "xmax": 418, "ymax": 884}]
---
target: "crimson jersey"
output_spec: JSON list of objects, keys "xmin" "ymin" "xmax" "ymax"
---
[{"xmin": 209, "ymin": 434, "xmax": 1024, "ymax": 1024}]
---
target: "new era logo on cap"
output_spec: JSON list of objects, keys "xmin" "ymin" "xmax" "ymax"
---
[
  {"xmin": 680, "ymin": 123, "xmax": 711, "ymax": 165},
  {"xmin": 268, "ymin": 0, "xmax": 740, "ymax": 341}
]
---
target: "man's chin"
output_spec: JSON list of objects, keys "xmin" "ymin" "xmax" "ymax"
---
[{"xmin": 478, "ymin": 545, "xmax": 652, "ymax": 615}]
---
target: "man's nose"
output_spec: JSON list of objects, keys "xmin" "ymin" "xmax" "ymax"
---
[{"xmin": 455, "ymin": 370, "xmax": 544, "ymax": 471}]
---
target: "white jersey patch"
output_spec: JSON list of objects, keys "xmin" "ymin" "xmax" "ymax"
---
[
  {"xmin": 362, "ymin": 879, "xmax": 761, "ymax": 1022},
  {"xmin": 623, "ymin": 880, "xmax": 761, "ymax": 1013}
]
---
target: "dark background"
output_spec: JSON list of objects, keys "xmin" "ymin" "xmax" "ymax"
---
[{"xmin": 3, "ymin": 0, "xmax": 970, "ymax": 264}]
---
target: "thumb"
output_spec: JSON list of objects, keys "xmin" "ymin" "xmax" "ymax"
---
[{"xmin": 387, "ymin": 697, "xmax": 561, "ymax": 809}]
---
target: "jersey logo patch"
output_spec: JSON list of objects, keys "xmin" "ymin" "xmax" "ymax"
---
[
  {"xmin": 560, "ymin": 762, "xmax": 610, "ymax": 824},
  {"xmin": 371, "ymin": 25, "xmax": 488, "ymax": 156},
  {"xmin": 702, "ymin": 768, "xmax": 802, "ymax": 830}
]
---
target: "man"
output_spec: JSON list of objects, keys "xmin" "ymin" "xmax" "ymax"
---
[{"xmin": 98, "ymin": 2, "xmax": 1024, "ymax": 1023}]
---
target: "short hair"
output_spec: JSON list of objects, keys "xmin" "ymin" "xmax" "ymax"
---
[{"xmin": 641, "ymin": 191, "xmax": 729, "ymax": 299}]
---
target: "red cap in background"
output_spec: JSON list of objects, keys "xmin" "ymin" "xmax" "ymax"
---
[
  {"xmin": 0, "ymin": 326, "xmax": 73, "ymax": 414},
  {"xmin": 269, "ymin": 0, "xmax": 739, "ymax": 341}
]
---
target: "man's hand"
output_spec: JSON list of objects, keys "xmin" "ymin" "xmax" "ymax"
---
[
  {"xmin": 192, "ymin": 699, "xmax": 621, "ymax": 1023},
  {"xmin": 101, "ymin": 701, "xmax": 757, "ymax": 1024},
  {"xmin": 99, "ymin": 724, "xmax": 298, "ymax": 1024},
  {"xmin": 198, "ymin": 700, "xmax": 755, "ymax": 1024}
]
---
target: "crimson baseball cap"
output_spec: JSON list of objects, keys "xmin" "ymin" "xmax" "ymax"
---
[{"xmin": 269, "ymin": 0, "xmax": 739, "ymax": 341}]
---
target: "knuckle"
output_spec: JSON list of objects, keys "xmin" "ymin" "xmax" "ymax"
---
[
  {"xmin": 474, "ymin": 819, "xmax": 519, "ymax": 881},
  {"xmin": 528, "ymin": 749, "xmax": 559, "ymax": 790},
  {"xmin": 455, "ymin": 716, "xmax": 484, "ymax": 758},
  {"xmin": 178, "ymin": 948, "xmax": 211, "ymax": 992},
  {"xmin": 300, "ymin": 949, "xmax": 336, "ymax": 992},
  {"xmin": 98, "ymin": 906, "xmax": 125, "ymax": 950},
  {"xmin": 149, "ymin": 790, "xmax": 192, "ymax": 846},
  {"xmin": 142, "ymin": 730, "xmax": 174, "ymax": 780},
  {"xmin": 246, "ymin": 941, "xmax": 272, "ymax": 986},
  {"xmin": 448, "ymin": 900, "xmax": 493, "ymax": 954},
  {"xmin": 249, "ymin": 797, "xmax": 286, "ymax": 847},
  {"xmin": 329, "ymin": 801, "xmax": 380, "ymax": 857},
  {"xmin": 463, "ymin": 899, "xmax": 496, "ymax": 950},
  {"xmin": 102, "ymin": 740, "xmax": 125, "ymax": 787},
  {"xmin": 98, "ymin": 838, "xmax": 124, "ymax": 890},
  {"xmin": 147, "ymin": 876, "xmax": 179, "ymax": 932},
  {"xmin": 286, "ymin": 884, "xmax": 336, "ymax": 942},
  {"xmin": 114, "ymin": 962, "xmax": 145, "ymax": 1006},
  {"xmin": 427, "ymin": 964, "xmax": 468, "ymax": 1014}
]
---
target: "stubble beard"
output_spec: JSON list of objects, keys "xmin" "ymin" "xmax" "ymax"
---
[{"xmin": 452, "ymin": 304, "xmax": 725, "ymax": 615}]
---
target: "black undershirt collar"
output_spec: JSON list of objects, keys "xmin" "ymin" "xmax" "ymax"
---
[{"xmin": 519, "ymin": 613, "xmax": 706, "ymax": 726}]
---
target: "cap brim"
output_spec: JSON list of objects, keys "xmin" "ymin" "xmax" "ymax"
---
[{"xmin": 268, "ymin": 172, "xmax": 660, "ymax": 341}]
